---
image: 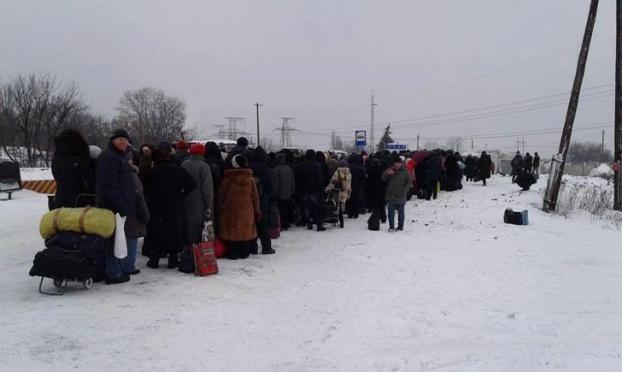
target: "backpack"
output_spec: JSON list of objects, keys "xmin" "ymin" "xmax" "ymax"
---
[{"xmin": 367, "ymin": 213, "xmax": 380, "ymax": 231}]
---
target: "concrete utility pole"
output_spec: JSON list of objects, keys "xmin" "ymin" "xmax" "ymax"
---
[
  {"xmin": 370, "ymin": 92, "xmax": 377, "ymax": 153},
  {"xmin": 615, "ymin": 0, "xmax": 622, "ymax": 210},
  {"xmin": 254, "ymin": 103, "xmax": 262, "ymax": 147},
  {"xmin": 543, "ymin": 0, "xmax": 600, "ymax": 212}
]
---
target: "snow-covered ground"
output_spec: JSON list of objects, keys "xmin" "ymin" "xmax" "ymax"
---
[{"xmin": 0, "ymin": 176, "xmax": 620, "ymax": 371}]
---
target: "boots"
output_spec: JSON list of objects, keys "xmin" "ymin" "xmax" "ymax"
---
[
  {"xmin": 147, "ymin": 256, "xmax": 159, "ymax": 269},
  {"xmin": 167, "ymin": 253, "xmax": 179, "ymax": 269}
]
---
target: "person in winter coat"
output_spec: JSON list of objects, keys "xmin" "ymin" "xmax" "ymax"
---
[
  {"xmin": 181, "ymin": 143, "xmax": 214, "ymax": 245},
  {"xmin": 96, "ymin": 128, "xmax": 137, "ymax": 284},
  {"xmin": 478, "ymin": 151, "xmax": 493, "ymax": 186},
  {"xmin": 422, "ymin": 152, "xmax": 442, "ymax": 200},
  {"xmin": 143, "ymin": 141, "xmax": 197, "ymax": 269},
  {"xmin": 523, "ymin": 152, "xmax": 533, "ymax": 173},
  {"xmin": 444, "ymin": 153, "xmax": 463, "ymax": 191},
  {"xmin": 382, "ymin": 156, "xmax": 411, "ymax": 231},
  {"xmin": 325, "ymin": 160, "xmax": 352, "ymax": 228},
  {"xmin": 122, "ymin": 156, "xmax": 150, "ymax": 276},
  {"xmin": 51, "ymin": 128, "xmax": 91, "ymax": 209},
  {"xmin": 347, "ymin": 154, "xmax": 367, "ymax": 218},
  {"xmin": 532, "ymin": 152, "xmax": 541, "ymax": 175},
  {"xmin": 173, "ymin": 140, "xmax": 190, "ymax": 165},
  {"xmin": 272, "ymin": 153, "xmax": 296, "ymax": 230},
  {"xmin": 225, "ymin": 137, "xmax": 249, "ymax": 168},
  {"xmin": 248, "ymin": 147, "xmax": 275, "ymax": 255},
  {"xmin": 365, "ymin": 155, "xmax": 388, "ymax": 222},
  {"xmin": 217, "ymin": 154, "xmax": 261, "ymax": 259},
  {"xmin": 326, "ymin": 154, "xmax": 340, "ymax": 180},
  {"xmin": 295, "ymin": 149, "xmax": 326, "ymax": 231},
  {"xmin": 511, "ymin": 151, "xmax": 523, "ymax": 183}
]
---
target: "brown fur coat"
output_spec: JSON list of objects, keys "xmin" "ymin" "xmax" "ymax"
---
[{"xmin": 217, "ymin": 168, "xmax": 260, "ymax": 241}]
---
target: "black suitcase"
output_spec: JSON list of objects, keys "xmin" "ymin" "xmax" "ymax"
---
[
  {"xmin": 29, "ymin": 246, "xmax": 97, "ymax": 295},
  {"xmin": 367, "ymin": 213, "xmax": 380, "ymax": 231}
]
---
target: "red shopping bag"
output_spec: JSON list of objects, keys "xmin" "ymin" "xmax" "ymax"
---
[
  {"xmin": 192, "ymin": 241, "xmax": 219, "ymax": 276},
  {"xmin": 214, "ymin": 239, "xmax": 227, "ymax": 258}
]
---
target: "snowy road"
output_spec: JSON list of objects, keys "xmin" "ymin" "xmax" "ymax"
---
[{"xmin": 0, "ymin": 176, "xmax": 621, "ymax": 371}]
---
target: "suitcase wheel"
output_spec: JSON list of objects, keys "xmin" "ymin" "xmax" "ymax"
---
[
  {"xmin": 53, "ymin": 278, "xmax": 65, "ymax": 288},
  {"xmin": 83, "ymin": 278, "xmax": 93, "ymax": 289}
]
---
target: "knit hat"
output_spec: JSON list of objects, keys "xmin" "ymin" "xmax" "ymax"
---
[
  {"xmin": 176, "ymin": 140, "xmax": 189, "ymax": 151},
  {"xmin": 157, "ymin": 141, "xmax": 173, "ymax": 153},
  {"xmin": 110, "ymin": 128, "xmax": 130, "ymax": 141},
  {"xmin": 231, "ymin": 154, "xmax": 248, "ymax": 169},
  {"xmin": 236, "ymin": 137, "xmax": 249, "ymax": 147},
  {"xmin": 189, "ymin": 143, "xmax": 206, "ymax": 156}
]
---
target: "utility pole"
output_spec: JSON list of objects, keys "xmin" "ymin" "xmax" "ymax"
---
[
  {"xmin": 416, "ymin": 134, "xmax": 420, "ymax": 150},
  {"xmin": 615, "ymin": 0, "xmax": 622, "ymax": 210},
  {"xmin": 254, "ymin": 103, "xmax": 262, "ymax": 147},
  {"xmin": 522, "ymin": 136, "xmax": 526, "ymax": 154},
  {"xmin": 543, "ymin": 0, "xmax": 600, "ymax": 212},
  {"xmin": 370, "ymin": 92, "xmax": 377, "ymax": 153}
]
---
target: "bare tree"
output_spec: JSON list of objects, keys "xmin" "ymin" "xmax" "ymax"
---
[
  {"xmin": 0, "ymin": 74, "xmax": 86, "ymax": 166},
  {"xmin": 117, "ymin": 87, "xmax": 186, "ymax": 144}
]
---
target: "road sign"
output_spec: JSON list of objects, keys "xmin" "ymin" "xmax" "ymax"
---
[
  {"xmin": 387, "ymin": 143, "xmax": 408, "ymax": 151},
  {"xmin": 355, "ymin": 130, "xmax": 366, "ymax": 146}
]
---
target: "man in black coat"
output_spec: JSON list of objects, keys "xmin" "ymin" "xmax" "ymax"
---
[
  {"xmin": 532, "ymin": 152, "xmax": 541, "ymax": 175},
  {"xmin": 423, "ymin": 153, "xmax": 442, "ymax": 200},
  {"xmin": 295, "ymin": 149, "xmax": 326, "ymax": 231},
  {"xmin": 347, "ymin": 154, "xmax": 367, "ymax": 218},
  {"xmin": 51, "ymin": 128, "xmax": 91, "ymax": 209},
  {"xmin": 248, "ymin": 147, "xmax": 275, "ymax": 254},
  {"xmin": 143, "ymin": 141, "xmax": 197, "ymax": 269},
  {"xmin": 96, "ymin": 128, "xmax": 137, "ymax": 284},
  {"xmin": 511, "ymin": 151, "xmax": 523, "ymax": 183},
  {"xmin": 523, "ymin": 152, "xmax": 533, "ymax": 173},
  {"xmin": 365, "ymin": 156, "xmax": 387, "ymax": 222},
  {"xmin": 478, "ymin": 151, "xmax": 492, "ymax": 186}
]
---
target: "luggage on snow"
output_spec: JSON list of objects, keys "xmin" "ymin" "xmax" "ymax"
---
[
  {"xmin": 504, "ymin": 208, "xmax": 529, "ymax": 225},
  {"xmin": 40, "ymin": 207, "xmax": 115, "ymax": 239}
]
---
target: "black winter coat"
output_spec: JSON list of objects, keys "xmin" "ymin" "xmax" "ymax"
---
[
  {"xmin": 51, "ymin": 131, "xmax": 91, "ymax": 208},
  {"xmin": 96, "ymin": 143, "xmax": 136, "ymax": 217},
  {"xmin": 478, "ymin": 155, "xmax": 492, "ymax": 179},
  {"xmin": 423, "ymin": 155, "xmax": 442, "ymax": 182},
  {"xmin": 348, "ymin": 161, "xmax": 367, "ymax": 205},
  {"xmin": 249, "ymin": 161, "xmax": 273, "ymax": 215},
  {"xmin": 295, "ymin": 160, "xmax": 324, "ymax": 195},
  {"xmin": 143, "ymin": 159, "xmax": 196, "ymax": 254}
]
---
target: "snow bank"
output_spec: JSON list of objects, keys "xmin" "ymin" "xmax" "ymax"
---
[
  {"xmin": 20, "ymin": 167, "xmax": 53, "ymax": 181},
  {"xmin": 588, "ymin": 163, "xmax": 613, "ymax": 179},
  {"xmin": 556, "ymin": 175, "xmax": 622, "ymax": 226}
]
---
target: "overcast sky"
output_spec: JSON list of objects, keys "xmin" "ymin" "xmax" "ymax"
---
[{"xmin": 0, "ymin": 0, "xmax": 617, "ymax": 155}]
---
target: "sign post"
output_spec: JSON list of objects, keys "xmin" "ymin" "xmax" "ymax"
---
[{"xmin": 355, "ymin": 130, "xmax": 367, "ymax": 151}]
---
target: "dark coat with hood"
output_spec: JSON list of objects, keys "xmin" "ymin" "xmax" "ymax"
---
[
  {"xmin": 348, "ymin": 154, "xmax": 367, "ymax": 204},
  {"xmin": 271, "ymin": 153, "xmax": 296, "ymax": 201},
  {"xmin": 142, "ymin": 159, "xmax": 196, "ymax": 253},
  {"xmin": 96, "ymin": 142, "xmax": 136, "ymax": 217},
  {"xmin": 295, "ymin": 150, "xmax": 325, "ymax": 195},
  {"xmin": 217, "ymin": 168, "xmax": 260, "ymax": 241},
  {"xmin": 248, "ymin": 147, "xmax": 272, "ymax": 215},
  {"xmin": 51, "ymin": 129, "xmax": 91, "ymax": 208},
  {"xmin": 478, "ymin": 152, "xmax": 492, "ymax": 179}
]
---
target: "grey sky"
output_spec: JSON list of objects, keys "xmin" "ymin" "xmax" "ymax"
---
[{"xmin": 0, "ymin": 0, "xmax": 617, "ymax": 155}]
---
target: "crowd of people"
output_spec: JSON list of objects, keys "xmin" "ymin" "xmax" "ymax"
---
[{"xmin": 50, "ymin": 127, "xmax": 497, "ymax": 285}]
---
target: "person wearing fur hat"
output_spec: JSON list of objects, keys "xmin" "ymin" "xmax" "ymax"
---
[
  {"xmin": 217, "ymin": 154, "xmax": 261, "ymax": 259},
  {"xmin": 225, "ymin": 136, "xmax": 249, "ymax": 169},
  {"xmin": 143, "ymin": 141, "xmax": 197, "ymax": 269},
  {"xmin": 181, "ymin": 143, "xmax": 214, "ymax": 245},
  {"xmin": 325, "ymin": 160, "xmax": 352, "ymax": 228}
]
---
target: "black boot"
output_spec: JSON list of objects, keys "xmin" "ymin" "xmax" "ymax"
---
[
  {"xmin": 167, "ymin": 253, "xmax": 179, "ymax": 269},
  {"xmin": 105, "ymin": 274, "xmax": 130, "ymax": 285},
  {"xmin": 317, "ymin": 225, "xmax": 326, "ymax": 231},
  {"xmin": 147, "ymin": 256, "xmax": 159, "ymax": 269},
  {"xmin": 307, "ymin": 223, "xmax": 313, "ymax": 230},
  {"xmin": 262, "ymin": 248, "xmax": 276, "ymax": 254}
]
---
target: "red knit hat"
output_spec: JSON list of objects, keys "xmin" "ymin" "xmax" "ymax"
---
[
  {"xmin": 189, "ymin": 143, "xmax": 206, "ymax": 156},
  {"xmin": 176, "ymin": 140, "xmax": 189, "ymax": 151}
]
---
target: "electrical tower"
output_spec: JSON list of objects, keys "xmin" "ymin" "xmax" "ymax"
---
[
  {"xmin": 224, "ymin": 117, "xmax": 246, "ymax": 140},
  {"xmin": 275, "ymin": 117, "xmax": 297, "ymax": 148},
  {"xmin": 213, "ymin": 124, "xmax": 226, "ymax": 139}
]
